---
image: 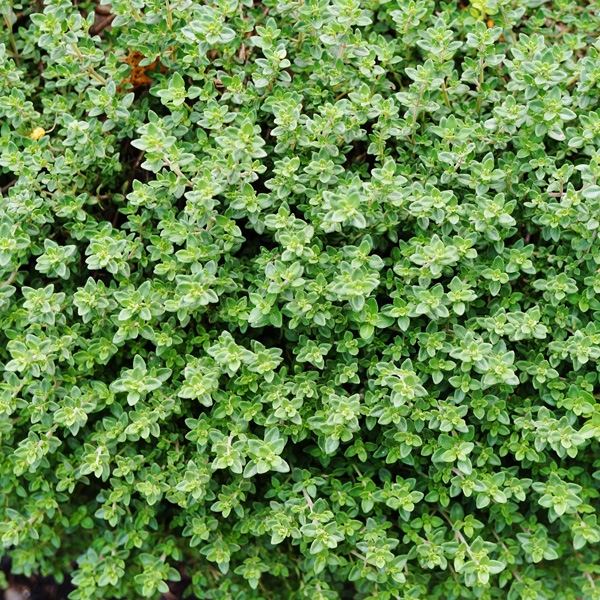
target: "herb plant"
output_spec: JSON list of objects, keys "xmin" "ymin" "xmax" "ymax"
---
[{"xmin": 2, "ymin": 0, "xmax": 600, "ymax": 599}]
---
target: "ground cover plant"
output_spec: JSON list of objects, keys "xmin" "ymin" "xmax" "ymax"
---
[{"xmin": 2, "ymin": 0, "xmax": 600, "ymax": 598}]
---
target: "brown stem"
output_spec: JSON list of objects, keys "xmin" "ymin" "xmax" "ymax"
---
[
  {"xmin": 1, "ymin": 180, "xmax": 16, "ymax": 194},
  {"xmin": 0, "ymin": 267, "xmax": 20, "ymax": 287}
]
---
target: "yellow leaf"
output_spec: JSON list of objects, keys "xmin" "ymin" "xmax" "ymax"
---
[{"xmin": 28, "ymin": 127, "xmax": 46, "ymax": 140}]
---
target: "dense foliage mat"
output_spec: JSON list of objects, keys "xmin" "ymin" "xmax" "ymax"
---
[{"xmin": 3, "ymin": 0, "xmax": 600, "ymax": 598}]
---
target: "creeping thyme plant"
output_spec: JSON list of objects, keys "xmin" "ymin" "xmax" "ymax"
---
[{"xmin": 4, "ymin": 0, "xmax": 600, "ymax": 598}]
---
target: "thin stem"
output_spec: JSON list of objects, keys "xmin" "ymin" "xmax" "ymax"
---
[
  {"xmin": 3, "ymin": 13, "xmax": 20, "ymax": 66},
  {"xmin": 350, "ymin": 550, "xmax": 367, "ymax": 562},
  {"xmin": 567, "ymin": 71, "xmax": 580, "ymax": 87},
  {"xmin": 585, "ymin": 571, "xmax": 597, "ymax": 589},
  {"xmin": 441, "ymin": 81, "xmax": 452, "ymax": 111},
  {"xmin": 302, "ymin": 487, "xmax": 314, "ymax": 511},
  {"xmin": 1, "ymin": 180, "xmax": 16, "ymax": 194},
  {"xmin": 69, "ymin": 44, "xmax": 107, "ymax": 86},
  {"xmin": 371, "ymin": 73, "xmax": 383, "ymax": 97},
  {"xmin": 475, "ymin": 56, "xmax": 485, "ymax": 113},
  {"xmin": 410, "ymin": 84, "xmax": 426, "ymax": 148},
  {"xmin": 165, "ymin": 0, "xmax": 173, "ymax": 30},
  {"xmin": 0, "ymin": 267, "xmax": 19, "ymax": 287}
]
